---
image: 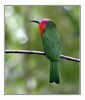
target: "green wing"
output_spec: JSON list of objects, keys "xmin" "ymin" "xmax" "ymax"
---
[{"xmin": 42, "ymin": 25, "xmax": 61, "ymax": 61}]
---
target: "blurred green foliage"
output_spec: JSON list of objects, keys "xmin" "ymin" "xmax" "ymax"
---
[{"xmin": 5, "ymin": 6, "xmax": 80, "ymax": 94}]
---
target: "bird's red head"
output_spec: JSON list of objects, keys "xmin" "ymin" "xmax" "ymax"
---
[
  {"xmin": 39, "ymin": 19, "xmax": 49, "ymax": 37},
  {"xmin": 31, "ymin": 18, "xmax": 50, "ymax": 37}
]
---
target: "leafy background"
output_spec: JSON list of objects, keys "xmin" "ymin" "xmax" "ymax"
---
[{"xmin": 5, "ymin": 6, "xmax": 80, "ymax": 94}]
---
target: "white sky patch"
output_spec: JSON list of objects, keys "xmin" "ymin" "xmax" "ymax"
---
[
  {"xmin": 5, "ymin": 8, "xmax": 28, "ymax": 44},
  {"xmin": 6, "ymin": 15, "xmax": 19, "ymax": 33},
  {"xmin": 26, "ymin": 78, "xmax": 37, "ymax": 90},
  {"xmin": 5, "ymin": 6, "xmax": 14, "ymax": 17},
  {"xmin": 16, "ymin": 28, "xmax": 28, "ymax": 44},
  {"xmin": 64, "ymin": 6, "xmax": 72, "ymax": 11}
]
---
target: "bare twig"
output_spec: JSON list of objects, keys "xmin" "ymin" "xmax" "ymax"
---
[{"xmin": 5, "ymin": 50, "xmax": 80, "ymax": 62}]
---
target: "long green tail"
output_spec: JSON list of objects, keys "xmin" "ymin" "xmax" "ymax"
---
[{"xmin": 49, "ymin": 61, "xmax": 60, "ymax": 84}]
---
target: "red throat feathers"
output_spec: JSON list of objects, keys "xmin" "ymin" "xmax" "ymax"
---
[{"xmin": 39, "ymin": 19, "xmax": 48, "ymax": 37}]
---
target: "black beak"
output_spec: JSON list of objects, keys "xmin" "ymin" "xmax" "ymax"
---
[{"xmin": 30, "ymin": 20, "xmax": 41, "ymax": 24}]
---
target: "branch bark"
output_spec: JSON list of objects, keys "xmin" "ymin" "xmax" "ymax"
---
[{"xmin": 5, "ymin": 50, "xmax": 80, "ymax": 62}]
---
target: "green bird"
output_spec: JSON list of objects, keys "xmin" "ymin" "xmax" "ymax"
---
[{"xmin": 31, "ymin": 18, "xmax": 61, "ymax": 84}]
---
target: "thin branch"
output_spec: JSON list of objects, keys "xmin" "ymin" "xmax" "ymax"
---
[{"xmin": 5, "ymin": 50, "xmax": 80, "ymax": 62}]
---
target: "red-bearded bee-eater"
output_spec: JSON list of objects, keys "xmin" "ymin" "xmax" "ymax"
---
[{"xmin": 31, "ymin": 18, "xmax": 61, "ymax": 84}]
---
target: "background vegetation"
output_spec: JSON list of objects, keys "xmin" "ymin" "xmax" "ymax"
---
[{"xmin": 5, "ymin": 6, "xmax": 80, "ymax": 94}]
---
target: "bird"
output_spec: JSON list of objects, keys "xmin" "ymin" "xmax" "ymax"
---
[{"xmin": 31, "ymin": 18, "xmax": 61, "ymax": 84}]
